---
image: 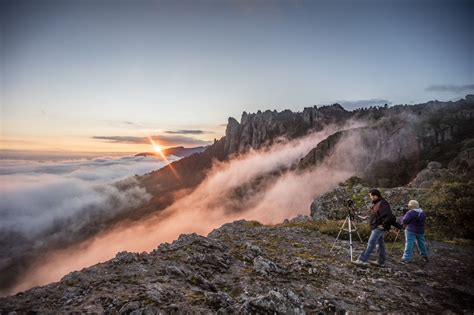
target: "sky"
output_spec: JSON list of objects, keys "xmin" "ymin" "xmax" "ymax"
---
[{"xmin": 1, "ymin": 0, "xmax": 473, "ymax": 155}]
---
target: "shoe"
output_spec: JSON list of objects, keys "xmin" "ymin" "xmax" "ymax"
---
[
  {"xmin": 352, "ymin": 259, "xmax": 369, "ymax": 267},
  {"xmin": 401, "ymin": 260, "xmax": 410, "ymax": 265},
  {"xmin": 422, "ymin": 256, "xmax": 429, "ymax": 262},
  {"xmin": 369, "ymin": 260, "xmax": 385, "ymax": 267}
]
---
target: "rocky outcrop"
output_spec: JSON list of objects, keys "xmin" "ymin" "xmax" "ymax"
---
[
  {"xmin": 223, "ymin": 104, "xmax": 351, "ymax": 156},
  {"xmin": 1, "ymin": 219, "xmax": 473, "ymax": 313},
  {"xmin": 448, "ymin": 147, "xmax": 474, "ymax": 169},
  {"xmin": 224, "ymin": 117, "xmax": 240, "ymax": 154},
  {"xmin": 309, "ymin": 157, "xmax": 472, "ymax": 221},
  {"xmin": 408, "ymin": 161, "xmax": 457, "ymax": 188}
]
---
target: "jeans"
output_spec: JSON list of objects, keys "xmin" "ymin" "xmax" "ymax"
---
[
  {"xmin": 359, "ymin": 228, "xmax": 385, "ymax": 264},
  {"xmin": 402, "ymin": 230, "xmax": 428, "ymax": 262}
]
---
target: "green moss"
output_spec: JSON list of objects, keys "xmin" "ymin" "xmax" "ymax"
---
[
  {"xmin": 262, "ymin": 235, "xmax": 289, "ymax": 255},
  {"xmin": 242, "ymin": 221, "xmax": 263, "ymax": 228}
]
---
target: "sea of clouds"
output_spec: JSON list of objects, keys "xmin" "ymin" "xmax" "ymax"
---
[
  {"xmin": 0, "ymin": 155, "xmax": 176, "ymax": 234},
  {"xmin": 0, "ymin": 154, "xmax": 176, "ymax": 294}
]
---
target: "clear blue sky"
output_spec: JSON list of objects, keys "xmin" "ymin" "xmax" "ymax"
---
[{"xmin": 1, "ymin": 0, "xmax": 473, "ymax": 152}]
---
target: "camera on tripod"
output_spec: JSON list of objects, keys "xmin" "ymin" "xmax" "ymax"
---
[
  {"xmin": 345, "ymin": 199, "xmax": 357, "ymax": 220},
  {"xmin": 331, "ymin": 198, "xmax": 364, "ymax": 261}
]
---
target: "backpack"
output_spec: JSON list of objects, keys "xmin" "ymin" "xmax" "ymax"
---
[{"xmin": 384, "ymin": 212, "xmax": 397, "ymax": 231}]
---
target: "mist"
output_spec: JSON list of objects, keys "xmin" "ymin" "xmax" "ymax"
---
[
  {"xmin": 0, "ymin": 155, "xmax": 178, "ymax": 294},
  {"xmin": 2, "ymin": 122, "xmax": 368, "ymax": 296}
]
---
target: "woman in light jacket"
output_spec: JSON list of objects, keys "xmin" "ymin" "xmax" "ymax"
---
[{"xmin": 401, "ymin": 200, "xmax": 429, "ymax": 263}]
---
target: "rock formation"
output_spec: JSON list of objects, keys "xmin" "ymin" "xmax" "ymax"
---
[
  {"xmin": 1, "ymin": 220, "xmax": 473, "ymax": 313},
  {"xmin": 223, "ymin": 104, "xmax": 350, "ymax": 156}
]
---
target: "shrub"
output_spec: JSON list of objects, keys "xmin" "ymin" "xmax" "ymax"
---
[{"xmin": 424, "ymin": 180, "xmax": 474, "ymax": 239}]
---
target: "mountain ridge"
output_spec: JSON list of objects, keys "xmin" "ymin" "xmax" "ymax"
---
[{"xmin": 135, "ymin": 146, "xmax": 209, "ymax": 158}]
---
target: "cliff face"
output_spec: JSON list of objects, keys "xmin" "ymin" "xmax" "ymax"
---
[
  {"xmin": 1, "ymin": 219, "xmax": 473, "ymax": 313},
  {"xmin": 298, "ymin": 95, "xmax": 474, "ymax": 186},
  {"xmin": 298, "ymin": 118, "xmax": 419, "ymax": 173},
  {"xmin": 223, "ymin": 104, "xmax": 350, "ymax": 155}
]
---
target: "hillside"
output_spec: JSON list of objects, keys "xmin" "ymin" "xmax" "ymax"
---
[
  {"xmin": 135, "ymin": 146, "xmax": 209, "ymax": 158},
  {"xmin": 1, "ymin": 219, "xmax": 473, "ymax": 313}
]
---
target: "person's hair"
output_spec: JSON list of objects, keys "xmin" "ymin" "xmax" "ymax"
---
[
  {"xmin": 369, "ymin": 189, "xmax": 382, "ymax": 198},
  {"xmin": 408, "ymin": 200, "xmax": 420, "ymax": 209}
]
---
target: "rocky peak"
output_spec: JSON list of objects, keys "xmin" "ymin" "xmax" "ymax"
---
[
  {"xmin": 223, "ymin": 106, "xmax": 351, "ymax": 156},
  {"xmin": 224, "ymin": 117, "xmax": 240, "ymax": 155}
]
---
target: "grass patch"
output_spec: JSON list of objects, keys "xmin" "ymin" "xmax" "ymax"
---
[
  {"xmin": 277, "ymin": 219, "xmax": 408, "ymax": 242},
  {"xmin": 267, "ymin": 219, "xmax": 473, "ymax": 247},
  {"xmin": 278, "ymin": 219, "xmax": 371, "ymax": 240},
  {"xmin": 424, "ymin": 231, "xmax": 474, "ymax": 246},
  {"xmin": 242, "ymin": 221, "xmax": 263, "ymax": 228},
  {"xmin": 186, "ymin": 291, "xmax": 205, "ymax": 305},
  {"xmin": 294, "ymin": 251, "xmax": 316, "ymax": 261},
  {"xmin": 262, "ymin": 235, "xmax": 290, "ymax": 255}
]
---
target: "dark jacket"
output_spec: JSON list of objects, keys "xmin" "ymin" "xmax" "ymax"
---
[
  {"xmin": 369, "ymin": 198, "xmax": 393, "ymax": 231},
  {"xmin": 402, "ymin": 208, "xmax": 426, "ymax": 234}
]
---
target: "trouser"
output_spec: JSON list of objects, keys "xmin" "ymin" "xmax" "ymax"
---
[
  {"xmin": 359, "ymin": 228, "xmax": 385, "ymax": 264},
  {"xmin": 402, "ymin": 230, "xmax": 428, "ymax": 262}
]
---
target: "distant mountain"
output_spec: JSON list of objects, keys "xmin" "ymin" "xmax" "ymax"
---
[{"xmin": 135, "ymin": 146, "xmax": 209, "ymax": 158}]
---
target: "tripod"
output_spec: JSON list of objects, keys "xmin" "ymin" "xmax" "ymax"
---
[{"xmin": 331, "ymin": 212, "xmax": 363, "ymax": 261}]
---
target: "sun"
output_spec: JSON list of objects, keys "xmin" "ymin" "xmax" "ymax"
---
[{"xmin": 153, "ymin": 144, "xmax": 162, "ymax": 153}]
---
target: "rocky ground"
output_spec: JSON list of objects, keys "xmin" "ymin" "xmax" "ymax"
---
[{"xmin": 1, "ymin": 219, "xmax": 473, "ymax": 314}]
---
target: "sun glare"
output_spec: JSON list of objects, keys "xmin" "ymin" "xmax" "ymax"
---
[{"xmin": 154, "ymin": 145, "xmax": 162, "ymax": 153}]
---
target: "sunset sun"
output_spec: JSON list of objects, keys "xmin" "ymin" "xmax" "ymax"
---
[{"xmin": 153, "ymin": 144, "xmax": 162, "ymax": 153}]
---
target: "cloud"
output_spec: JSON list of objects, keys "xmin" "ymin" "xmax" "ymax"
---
[
  {"xmin": 93, "ymin": 134, "xmax": 212, "ymax": 147},
  {"xmin": 0, "ymin": 155, "xmax": 174, "ymax": 178},
  {"xmin": 93, "ymin": 136, "xmax": 148, "ymax": 144},
  {"xmin": 122, "ymin": 121, "xmax": 140, "ymax": 126},
  {"xmin": 165, "ymin": 129, "xmax": 211, "ymax": 135},
  {"xmin": 425, "ymin": 84, "xmax": 474, "ymax": 93},
  {"xmin": 337, "ymin": 99, "xmax": 391, "ymax": 110},
  {"xmin": 0, "ymin": 155, "xmax": 178, "ymax": 293}
]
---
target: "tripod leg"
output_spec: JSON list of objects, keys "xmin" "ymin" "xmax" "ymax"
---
[
  {"xmin": 351, "ymin": 221, "xmax": 364, "ymax": 243},
  {"xmin": 331, "ymin": 217, "xmax": 348, "ymax": 252},
  {"xmin": 348, "ymin": 216, "xmax": 353, "ymax": 261}
]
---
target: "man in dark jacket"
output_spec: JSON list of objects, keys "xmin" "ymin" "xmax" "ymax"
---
[{"xmin": 353, "ymin": 189, "xmax": 393, "ymax": 267}]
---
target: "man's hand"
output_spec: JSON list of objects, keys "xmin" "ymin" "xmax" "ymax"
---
[{"xmin": 377, "ymin": 225, "xmax": 384, "ymax": 230}]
